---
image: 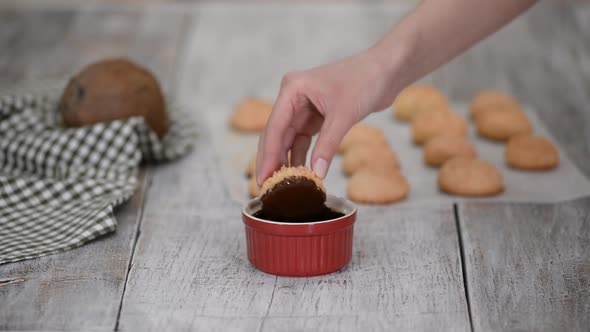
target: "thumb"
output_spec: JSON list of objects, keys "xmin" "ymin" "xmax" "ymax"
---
[{"xmin": 310, "ymin": 115, "xmax": 352, "ymax": 179}]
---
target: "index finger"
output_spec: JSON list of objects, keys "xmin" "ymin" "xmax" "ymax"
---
[{"xmin": 256, "ymin": 88, "xmax": 294, "ymax": 186}]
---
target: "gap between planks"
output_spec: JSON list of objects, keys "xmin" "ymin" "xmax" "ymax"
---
[
  {"xmin": 258, "ymin": 276, "xmax": 278, "ymax": 332},
  {"xmin": 114, "ymin": 169, "xmax": 153, "ymax": 332},
  {"xmin": 453, "ymin": 204, "xmax": 475, "ymax": 332},
  {"xmin": 112, "ymin": 12, "xmax": 194, "ymax": 331}
]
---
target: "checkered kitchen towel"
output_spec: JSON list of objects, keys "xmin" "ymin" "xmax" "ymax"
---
[{"xmin": 0, "ymin": 81, "xmax": 195, "ymax": 264}]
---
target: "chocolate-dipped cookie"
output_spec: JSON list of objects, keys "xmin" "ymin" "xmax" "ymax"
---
[{"xmin": 259, "ymin": 166, "xmax": 327, "ymax": 222}]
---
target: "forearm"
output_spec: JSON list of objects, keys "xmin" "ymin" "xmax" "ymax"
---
[{"xmin": 373, "ymin": 0, "xmax": 537, "ymax": 93}]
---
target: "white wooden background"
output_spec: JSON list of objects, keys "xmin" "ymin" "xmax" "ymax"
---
[{"xmin": 0, "ymin": 1, "xmax": 589, "ymax": 331}]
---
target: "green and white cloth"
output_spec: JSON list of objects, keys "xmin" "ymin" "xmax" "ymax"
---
[{"xmin": 0, "ymin": 82, "xmax": 195, "ymax": 264}]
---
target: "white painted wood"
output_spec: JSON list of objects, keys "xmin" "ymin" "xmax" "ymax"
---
[
  {"xmin": 2, "ymin": 1, "xmax": 590, "ymax": 330},
  {"xmin": 458, "ymin": 199, "xmax": 590, "ymax": 331},
  {"xmin": 0, "ymin": 8, "xmax": 187, "ymax": 330},
  {"xmin": 264, "ymin": 205, "xmax": 470, "ymax": 331},
  {"xmin": 119, "ymin": 2, "xmax": 590, "ymax": 330},
  {"xmin": 117, "ymin": 135, "xmax": 278, "ymax": 331},
  {"xmin": 438, "ymin": 3, "xmax": 590, "ymax": 330},
  {"xmin": 118, "ymin": 131, "xmax": 470, "ymax": 331},
  {"xmin": 118, "ymin": 4, "xmax": 469, "ymax": 330}
]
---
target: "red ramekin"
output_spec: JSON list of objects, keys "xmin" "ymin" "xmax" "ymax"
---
[{"xmin": 242, "ymin": 195, "xmax": 357, "ymax": 277}]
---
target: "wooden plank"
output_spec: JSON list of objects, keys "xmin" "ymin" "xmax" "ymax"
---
[
  {"xmin": 118, "ymin": 130, "xmax": 470, "ymax": 330},
  {"xmin": 117, "ymin": 4, "xmax": 470, "ymax": 330},
  {"xmin": 0, "ymin": 8, "xmax": 187, "ymax": 330},
  {"xmin": 458, "ymin": 199, "xmax": 590, "ymax": 331},
  {"xmin": 438, "ymin": 3, "xmax": 590, "ymax": 330},
  {"xmin": 263, "ymin": 205, "xmax": 470, "ymax": 331},
  {"xmin": 0, "ymin": 10, "xmax": 74, "ymax": 88},
  {"xmin": 117, "ymin": 136, "xmax": 279, "ymax": 330}
]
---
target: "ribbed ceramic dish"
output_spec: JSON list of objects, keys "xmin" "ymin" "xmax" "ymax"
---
[{"xmin": 242, "ymin": 195, "xmax": 357, "ymax": 277}]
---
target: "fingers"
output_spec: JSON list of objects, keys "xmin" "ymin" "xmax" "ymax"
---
[
  {"xmin": 281, "ymin": 127, "xmax": 296, "ymax": 166},
  {"xmin": 255, "ymin": 131, "xmax": 266, "ymax": 183},
  {"xmin": 256, "ymin": 86, "xmax": 294, "ymax": 186},
  {"xmin": 310, "ymin": 115, "xmax": 352, "ymax": 179},
  {"xmin": 290, "ymin": 134, "xmax": 312, "ymax": 166}
]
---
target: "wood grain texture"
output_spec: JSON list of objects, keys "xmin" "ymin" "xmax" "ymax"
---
[
  {"xmin": 0, "ymin": 10, "xmax": 74, "ymax": 88},
  {"xmin": 263, "ymin": 205, "xmax": 470, "ymax": 331},
  {"xmin": 2, "ymin": 1, "xmax": 589, "ymax": 330},
  {"xmin": 0, "ymin": 8, "xmax": 187, "ymax": 330},
  {"xmin": 440, "ymin": 3, "xmax": 590, "ymax": 330},
  {"xmin": 118, "ymin": 131, "xmax": 470, "ymax": 331},
  {"xmin": 458, "ymin": 199, "xmax": 590, "ymax": 331},
  {"xmin": 122, "ymin": 3, "xmax": 590, "ymax": 330},
  {"xmin": 119, "ymin": 4, "xmax": 465, "ymax": 330}
]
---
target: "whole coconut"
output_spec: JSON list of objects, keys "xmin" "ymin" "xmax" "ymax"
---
[{"xmin": 59, "ymin": 58, "xmax": 169, "ymax": 138}]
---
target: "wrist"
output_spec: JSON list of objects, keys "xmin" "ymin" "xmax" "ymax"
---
[
  {"xmin": 372, "ymin": 30, "xmax": 416, "ymax": 93},
  {"xmin": 359, "ymin": 33, "xmax": 415, "ymax": 111}
]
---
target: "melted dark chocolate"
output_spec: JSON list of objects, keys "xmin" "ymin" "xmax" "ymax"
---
[
  {"xmin": 260, "ymin": 176, "xmax": 330, "ymax": 222},
  {"xmin": 254, "ymin": 206, "xmax": 344, "ymax": 223}
]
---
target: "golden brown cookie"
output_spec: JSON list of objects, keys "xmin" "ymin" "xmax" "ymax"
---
[
  {"xmin": 505, "ymin": 135, "xmax": 559, "ymax": 170},
  {"xmin": 248, "ymin": 177, "xmax": 259, "ymax": 198},
  {"xmin": 347, "ymin": 169, "xmax": 409, "ymax": 204},
  {"xmin": 230, "ymin": 98, "xmax": 273, "ymax": 132},
  {"xmin": 59, "ymin": 58, "xmax": 169, "ymax": 138},
  {"xmin": 476, "ymin": 110, "xmax": 532, "ymax": 141},
  {"xmin": 411, "ymin": 110, "xmax": 468, "ymax": 145},
  {"xmin": 260, "ymin": 166, "xmax": 326, "ymax": 220},
  {"xmin": 342, "ymin": 145, "xmax": 399, "ymax": 176},
  {"xmin": 423, "ymin": 135, "xmax": 477, "ymax": 167},
  {"xmin": 246, "ymin": 155, "xmax": 257, "ymax": 178},
  {"xmin": 469, "ymin": 90, "xmax": 522, "ymax": 120},
  {"xmin": 438, "ymin": 157, "xmax": 503, "ymax": 196},
  {"xmin": 392, "ymin": 85, "xmax": 448, "ymax": 122},
  {"xmin": 338, "ymin": 124, "xmax": 388, "ymax": 154}
]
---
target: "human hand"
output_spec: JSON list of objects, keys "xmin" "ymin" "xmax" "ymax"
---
[
  {"xmin": 256, "ymin": 49, "xmax": 402, "ymax": 185},
  {"xmin": 255, "ymin": 0, "xmax": 537, "ymax": 186}
]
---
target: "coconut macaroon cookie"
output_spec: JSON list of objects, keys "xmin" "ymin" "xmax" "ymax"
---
[
  {"xmin": 347, "ymin": 169, "xmax": 409, "ymax": 204},
  {"xmin": 411, "ymin": 110, "xmax": 468, "ymax": 145},
  {"xmin": 248, "ymin": 177, "xmax": 259, "ymax": 198},
  {"xmin": 230, "ymin": 98, "xmax": 273, "ymax": 132},
  {"xmin": 476, "ymin": 110, "xmax": 532, "ymax": 141},
  {"xmin": 342, "ymin": 145, "xmax": 399, "ymax": 176},
  {"xmin": 424, "ymin": 135, "xmax": 477, "ymax": 167},
  {"xmin": 438, "ymin": 157, "xmax": 504, "ymax": 196},
  {"xmin": 260, "ymin": 166, "xmax": 327, "ymax": 221},
  {"xmin": 469, "ymin": 90, "xmax": 522, "ymax": 120},
  {"xmin": 505, "ymin": 135, "xmax": 559, "ymax": 170},
  {"xmin": 338, "ymin": 124, "xmax": 388, "ymax": 154},
  {"xmin": 392, "ymin": 84, "xmax": 448, "ymax": 122}
]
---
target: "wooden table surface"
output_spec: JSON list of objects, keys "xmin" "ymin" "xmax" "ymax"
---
[{"xmin": 0, "ymin": 1, "xmax": 589, "ymax": 331}]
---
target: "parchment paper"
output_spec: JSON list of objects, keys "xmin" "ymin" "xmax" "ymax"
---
[{"xmin": 207, "ymin": 102, "xmax": 590, "ymax": 207}]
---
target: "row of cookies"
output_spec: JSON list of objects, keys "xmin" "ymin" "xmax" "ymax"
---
[
  {"xmin": 392, "ymin": 85, "xmax": 494, "ymax": 195},
  {"xmin": 231, "ymin": 88, "xmax": 559, "ymax": 201},
  {"xmin": 469, "ymin": 90, "xmax": 559, "ymax": 170},
  {"xmin": 392, "ymin": 85, "xmax": 559, "ymax": 196},
  {"xmin": 338, "ymin": 124, "xmax": 409, "ymax": 204}
]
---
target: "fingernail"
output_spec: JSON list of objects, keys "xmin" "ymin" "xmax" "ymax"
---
[{"xmin": 313, "ymin": 158, "xmax": 328, "ymax": 179}]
